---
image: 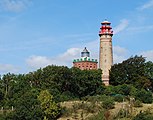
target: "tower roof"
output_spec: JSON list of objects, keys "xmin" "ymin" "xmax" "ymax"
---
[
  {"xmin": 99, "ymin": 20, "xmax": 113, "ymax": 36},
  {"xmin": 82, "ymin": 47, "xmax": 89, "ymax": 52},
  {"xmin": 101, "ymin": 20, "xmax": 111, "ymax": 25}
]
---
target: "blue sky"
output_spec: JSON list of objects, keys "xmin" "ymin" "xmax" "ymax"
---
[{"xmin": 0, "ymin": 0, "xmax": 153, "ymax": 74}]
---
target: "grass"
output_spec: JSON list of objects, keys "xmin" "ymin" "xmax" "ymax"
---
[{"xmin": 58, "ymin": 101, "xmax": 153, "ymax": 120}]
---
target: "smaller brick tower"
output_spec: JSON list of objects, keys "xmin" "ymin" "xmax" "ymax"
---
[{"xmin": 73, "ymin": 47, "xmax": 98, "ymax": 70}]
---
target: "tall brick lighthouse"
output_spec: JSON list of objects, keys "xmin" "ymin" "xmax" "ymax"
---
[{"xmin": 99, "ymin": 20, "xmax": 113, "ymax": 86}]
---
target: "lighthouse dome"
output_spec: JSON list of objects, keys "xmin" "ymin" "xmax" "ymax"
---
[{"xmin": 81, "ymin": 47, "xmax": 90, "ymax": 58}]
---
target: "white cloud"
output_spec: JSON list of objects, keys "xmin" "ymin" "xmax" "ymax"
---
[
  {"xmin": 60, "ymin": 48, "xmax": 81, "ymax": 59},
  {"xmin": 0, "ymin": 64, "xmax": 19, "ymax": 73},
  {"xmin": 26, "ymin": 56, "xmax": 52, "ymax": 69},
  {"xmin": 138, "ymin": 0, "xmax": 153, "ymax": 10},
  {"xmin": 113, "ymin": 19, "xmax": 129, "ymax": 34},
  {"xmin": 113, "ymin": 46, "xmax": 129, "ymax": 63},
  {"xmin": 26, "ymin": 44, "xmax": 130, "ymax": 70},
  {"xmin": 127, "ymin": 25, "xmax": 153, "ymax": 33},
  {"xmin": 0, "ymin": 0, "xmax": 31, "ymax": 12},
  {"xmin": 113, "ymin": 54, "xmax": 127, "ymax": 64},
  {"xmin": 140, "ymin": 50, "xmax": 153, "ymax": 61},
  {"xmin": 26, "ymin": 48, "xmax": 82, "ymax": 69},
  {"xmin": 113, "ymin": 46, "xmax": 128, "ymax": 56}
]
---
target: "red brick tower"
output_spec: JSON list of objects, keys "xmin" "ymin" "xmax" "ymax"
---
[{"xmin": 73, "ymin": 47, "xmax": 98, "ymax": 70}]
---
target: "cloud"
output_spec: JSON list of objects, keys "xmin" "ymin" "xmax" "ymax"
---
[
  {"xmin": 138, "ymin": 0, "xmax": 153, "ymax": 10},
  {"xmin": 0, "ymin": 64, "xmax": 19, "ymax": 73},
  {"xmin": 127, "ymin": 25, "xmax": 153, "ymax": 33},
  {"xmin": 0, "ymin": 0, "xmax": 31, "ymax": 12},
  {"xmin": 113, "ymin": 46, "xmax": 128, "ymax": 56},
  {"xmin": 26, "ymin": 48, "xmax": 82, "ymax": 69},
  {"xmin": 26, "ymin": 44, "xmax": 130, "ymax": 70},
  {"xmin": 113, "ymin": 19, "xmax": 129, "ymax": 34},
  {"xmin": 140, "ymin": 50, "xmax": 153, "ymax": 61},
  {"xmin": 113, "ymin": 46, "xmax": 129, "ymax": 63},
  {"xmin": 26, "ymin": 56, "xmax": 52, "ymax": 69}
]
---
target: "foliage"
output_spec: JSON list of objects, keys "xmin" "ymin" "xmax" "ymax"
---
[
  {"xmin": 88, "ymin": 110, "xmax": 105, "ymax": 120},
  {"xmin": 114, "ymin": 109, "xmax": 127, "ymax": 119},
  {"xmin": 25, "ymin": 66, "xmax": 104, "ymax": 101},
  {"xmin": 0, "ymin": 57, "xmax": 152, "ymax": 119},
  {"xmin": 133, "ymin": 100, "xmax": 143, "ymax": 107},
  {"xmin": 102, "ymin": 96, "xmax": 115, "ymax": 109},
  {"xmin": 70, "ymin": 67, "xmax": 104, "ymax": 98},
  {"xmin": 104, "ymin": 84, "xmax": 137, "ymax": 97},
  {"xmin": 114, "ymin": 94, "xmax": 124, "ymax": 102},
  {"xmin": 4, "ymin": 88, "xmax": 43, "ymax": 120},
  {"xmin": 134, "ymin": 89, "xmax": 153, "ymax": 103},
  {"xmin": 110, "ymin": 56, "xmax": 152, "ymax": 89},
  {"xmin": 133, "ymin": 110, "xmax": 153, "ymax": 120},
  {"xmin": 38, "ymin": 90, "xmax": 61, "ymax": 120}
]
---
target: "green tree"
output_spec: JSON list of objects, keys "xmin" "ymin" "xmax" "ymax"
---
[
  {"xmin": 38, "ymin": 90, "xmax": 61, "ymax": 120},
  {"xmin": 134, "ymin": 89, "xmax": 153, "ymax": 103},
  {"xmin": 70, "ymin": 67, "xmax": 103, "ymax": 98},
  {"xmin": 110, "ymin": 56, "xmax": 151, "ymax": 89},
  {"xmin": 4, "ymin": 88, "xmax": 43, "ymax": 120}
]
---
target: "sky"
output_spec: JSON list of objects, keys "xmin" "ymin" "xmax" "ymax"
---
[{"xmin": 0, "ymin": 0, "xmax": 153, "ymax": 74}]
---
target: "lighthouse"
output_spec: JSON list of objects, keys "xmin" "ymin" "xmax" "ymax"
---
[
  {"xmin": 73, "ymin": 47, "xmax": 98, "ymax": 70},
  {"xmin": 99, "ymin": 20, "xmax": 113, "ymax": 86}
]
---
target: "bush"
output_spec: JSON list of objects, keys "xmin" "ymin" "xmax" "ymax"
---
[
  {"xmin": 134, "ymin": 100, "xmax": 143, "ymax": 107},
  {"xmin": 133, "ymin": 110, "xmax": 153, "ymax": 120},
  {"xmin": 88, "ymin": 110, "xmax": 105, "ymax": 120},
  {"xmin": 114, "ymin": 109, "xmax": 127, "ymax": 119},
  {"xmin": 114, "ymin": 95, "xmax": 124, "ymax": 102},
  {"xmin": 134, "ymin": 89, "xmax": 153, "ymax": 103},
  {"xmin": 102, "ymin": 97, "xmax": 115, "ymax": 109}
]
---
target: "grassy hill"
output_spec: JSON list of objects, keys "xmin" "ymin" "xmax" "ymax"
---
[{"xmin": 58, "ymin": 100, "xmax": 153, "ymax": 120}]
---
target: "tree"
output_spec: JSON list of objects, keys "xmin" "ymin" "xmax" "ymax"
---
[
  {"xmin": 110, "ymin": 56, "xmax": 151, "ymax": 89},
  {"xmin": 4, "ymin": 88, "xmax": 43, "ymax": 120},
  {"xmin": 145, "ymin": 61, "xmax": 153, "ymax": 80},
  {"xmin": 134, "ymin": 89, "xmax": 153, "ymax": 103},
  {"xmin": 70, "ymin": 67, "xmax": 104, "ymax": 98},
  {"xmin": 38, "ymin": 90, "xmax": 61, "ymax": 120}
]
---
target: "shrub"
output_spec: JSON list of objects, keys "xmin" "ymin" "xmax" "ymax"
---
[
  {"xmin": 114, "ymin": 109, "xmax": 127, "ymax": 119},
  {"xmin": 133, "ymin": 110, "xmax": 153, "ymax": 120},
  {"xmin": 114, "ymin": 95, "xmax": 124, "ymax": 102},
  {"xmin": 102, "ymin": 97, "xmax": 115, "ymax": 110},
  {"xmin": 134, "ymin": 100, "xmax": 143, "ymax": 107},
  {"xmin": 134, "ymin": 89, "xmax": 153, "ymax": 103},
  {"xmin": 88, "ymin": 110, "xmax": 105, "ymax": 120}
]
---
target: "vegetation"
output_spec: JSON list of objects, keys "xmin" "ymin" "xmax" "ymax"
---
[
  {"xmin": 0, "ymin": 55, "xmax": 153, "ymax": 119},
  {"xmin": 110, "ymin": 55, "xmax": 153, "ymax": 90}
]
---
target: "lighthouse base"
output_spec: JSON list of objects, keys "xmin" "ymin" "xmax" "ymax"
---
[{"xmin": 102, "ymin": 75, "xmax": 109, "ymax": 86}]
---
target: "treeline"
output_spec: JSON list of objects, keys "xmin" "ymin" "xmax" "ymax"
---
[
  {"xmin": 0, "ymin": 66, "xmax": 103, "ymax": 119},
  {"xmin": 0, "ymin": 55, "xmax": 153, "ymax": 120}
]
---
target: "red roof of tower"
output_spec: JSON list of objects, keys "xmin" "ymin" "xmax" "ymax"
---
[{"xmin": 99, "ymin": 20, "xmax": 113, "ymax": 36}]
